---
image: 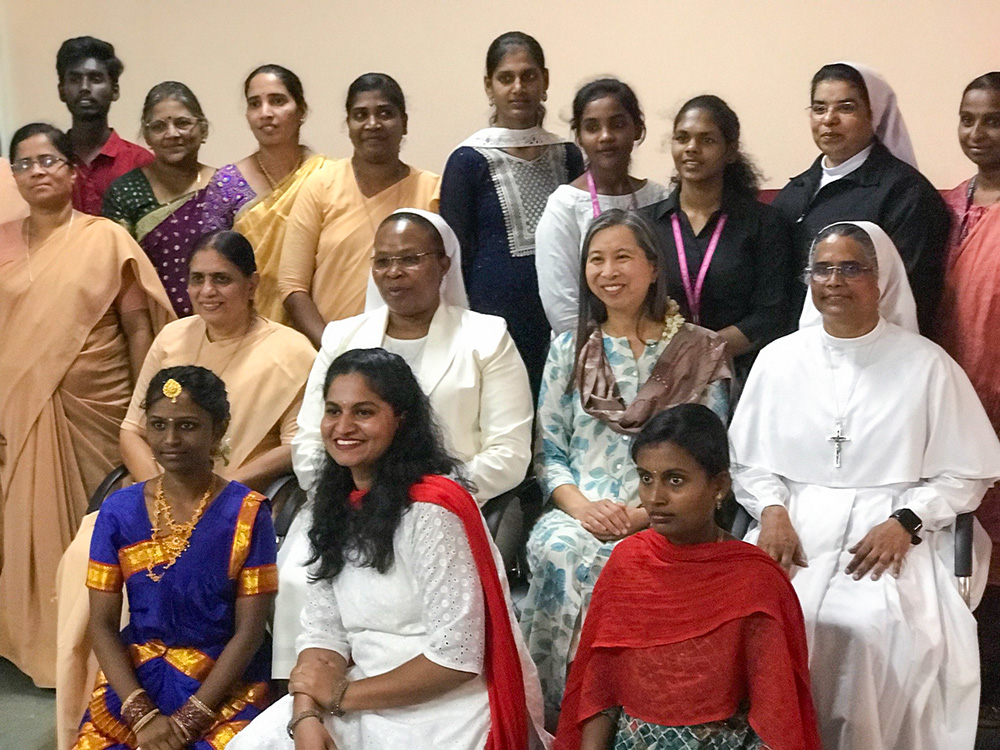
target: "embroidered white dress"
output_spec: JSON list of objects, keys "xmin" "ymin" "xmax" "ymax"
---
[{"xmin": 230, "ymin": 503, "xmax": 492, "ymax": 749}]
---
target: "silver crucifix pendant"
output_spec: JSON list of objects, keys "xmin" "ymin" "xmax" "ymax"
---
[{"xmin": 828, "ymin": 420, "xmax": 850, "ymax": 468}]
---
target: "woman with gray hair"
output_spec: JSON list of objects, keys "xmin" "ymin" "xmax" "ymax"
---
[
  {"xmin": 102, "ymin": 81, "xmax": 252, "ymax": 316},
  {"xmin": 798, "ymin": 221, "xmax": 917, "ymax": 332},
  {"xmin": 730, "ymin": 220, "xmax": 1000, "ymax": 749},
  {"xmin": 519, "ymin": 208, "xmax": 731, "ymax": 727}
]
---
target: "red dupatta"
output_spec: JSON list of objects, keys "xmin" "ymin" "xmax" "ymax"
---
[
  {"xmin": 555, "ymin": 530, "xmax": 820, "ymax": 750},
  {"xmin": 410, "ymin": 475, "xmax": 530, "ymax": 750}
]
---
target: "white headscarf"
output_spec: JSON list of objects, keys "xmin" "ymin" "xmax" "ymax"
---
[
  {"xmin": 364, "ymin": 208, "xmax": 469, "ymax": 311},
  {"xmin": 835, "ymin": 61, "xmax": 918, "ymax": 168},
  {"xmin": 798, "ymin": 220, "xmax": 918, "ymax": 333}
]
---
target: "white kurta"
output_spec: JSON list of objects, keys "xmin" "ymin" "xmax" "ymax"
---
[
  {"xmin": 731, "ymin": 319, "xmax": 1000, "ymax": 750},
  {"xmin": 231, "ymin": 502, "xmax": 547, "ymax": 749}
]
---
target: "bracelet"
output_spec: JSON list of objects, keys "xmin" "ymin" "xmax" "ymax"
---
[
  {"xmin": 131, "ymin": 708, "xmax": 160, "ymax": 734},
  {"xmin": 286, "ymin": 709, "xmax": 325, "ymax": 739},
  {"xmin": 172, "ymin": 695, "xmax": 218, "ymax": 742},
  {"xmin": 121, "ymin": 689, "xmax": 158, "ymax": 730},
  {"xmin": 329, "ymin": 680, "xmax": 350, "ymax": 717}
]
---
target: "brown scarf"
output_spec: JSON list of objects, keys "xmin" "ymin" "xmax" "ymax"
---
[{"xmin": 576, "ymin": 322, "xmax": 732, "ymax": 434}]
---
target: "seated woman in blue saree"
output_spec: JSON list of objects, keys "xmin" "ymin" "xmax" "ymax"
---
[
  {"xmin": 73, "ymin": 366, "xmax": 277, "ymax": 750},
  {"xmin": 102, "ymin": 82, "xmax": 252, "ymax": 316}
]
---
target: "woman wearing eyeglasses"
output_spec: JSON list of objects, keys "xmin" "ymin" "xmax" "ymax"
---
[
  {"xmin": 102, "ymin": 81, "xmax": 252, "ymax": 317},
  {"xmin": 0, "ymin": 123, "xmax": 173, "ymax": 687},
  {"xmin": 272, "ymin": 209, "xmax": 533, "ymax": 679},
  {"xmin": 771, "ymin": 62, "xmax": 949, "ymax": 335},
  {"xmin": 730, "ymin": 220, "xmax": 1000, "ymax": 749}
]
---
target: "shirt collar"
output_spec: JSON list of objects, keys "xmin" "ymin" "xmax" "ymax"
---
[
  {"xmin": 821, "ymin": 142, "xmax": 874, "ymax": 179},
  {"xmin": 68, "ymin": 128, "xmax": 126, "ymax": 162}
]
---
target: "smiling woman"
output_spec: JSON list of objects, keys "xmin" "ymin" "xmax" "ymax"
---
[
  {"xmin": 278, "ymin": 73, "xmax": 441, "ymax": 347},
  {"xmin": 228, "ymin": 349, "xmax": 549, "ymax": 749},
  {"xmin": 535, "ymin": 78, "xmax": 670, "ymax": 336},
  {"xmin": 520, "ymin": 209, "xmax": 731, "ymax": 727},
  {"xmin": 102, "ymin": 81, "xmax": 252, "ymax": 316}
]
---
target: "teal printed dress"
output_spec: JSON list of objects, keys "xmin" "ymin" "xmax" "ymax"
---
[{"xmin": 519, "ymin": 329, "xmax": 728, "ymax": 722}]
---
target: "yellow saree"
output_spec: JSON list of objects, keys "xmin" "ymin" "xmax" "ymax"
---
[
  {"xmin": 233, "ymin": 154, "xmax": 328, "ymax": 325},
  {"xmin": 0, "ymin": 214, "xmax": 173, "ymax": 687},
  {"xmin": 277, "ymin": 157, "xmax": 441, "ymax": 323}
]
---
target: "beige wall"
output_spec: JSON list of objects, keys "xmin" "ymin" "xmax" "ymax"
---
[{"xmin": 1, "ymin": 1, "xmax": 997, "ymax": 189}]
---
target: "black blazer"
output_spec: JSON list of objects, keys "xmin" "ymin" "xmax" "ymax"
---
[{"xmin": 771, "ymin": 139, "xmax": 950, "ymax": 334}]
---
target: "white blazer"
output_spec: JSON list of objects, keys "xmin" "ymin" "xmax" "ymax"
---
[{"xmin": 292, "ymin": 303, "xmax": 533, "ymax": 503}]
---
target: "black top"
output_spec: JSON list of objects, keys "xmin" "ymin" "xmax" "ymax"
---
[
  {"xmin": 644, "ymin": 188, "xmax": 795, "ymax": 377},
  {"xmin": 440, "ymin": 143, "xmax": 585, "ymax": 401},
  {"xmin": 771, "ymin": 139, "xmax": 950, "ymax": 334}
]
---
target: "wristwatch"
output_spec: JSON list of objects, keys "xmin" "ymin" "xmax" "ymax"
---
[{"xmin": 889, "ymin": 508, "xmax": 923, "ymax": 545}]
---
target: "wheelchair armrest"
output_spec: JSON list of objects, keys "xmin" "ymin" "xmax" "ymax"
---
[
  {"xmin": 481, "ymin": 488, "xmax": 519, "ymax": 539},
  {"xmin": 730, "ymin": 503, "xmax": 754, "ymax": 539},
  {"xmin": 86, "ymin": 465, "xmax": 130, "ymax": 513},
  {"xmin": 954, "ymin": 512, "xmax": 974, "ymax": 578}
]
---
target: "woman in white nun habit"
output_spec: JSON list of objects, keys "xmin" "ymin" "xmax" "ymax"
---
[
  {"xmin": 272, "ymin": 209, "xmax": 533, "ymax": 678},
  {"xmin": 730, "ymin": 220, "xmax": 1000, "ymax": 750},
  {"xmin": 772, "ymin": 62, "xmax": 950, "ymax": 334}
]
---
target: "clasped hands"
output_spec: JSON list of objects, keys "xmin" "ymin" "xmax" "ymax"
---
[
  {"xmin": 574, "ymin": 499, "xmax": 646, "ymax": 542},
  {"xmin": 288, "ymin": 655, "xmax": 344, "ymax": 750},
  {"xmin": 758, "ymin": 505, "xmax": 913, "ymax": 580},
  {"xmin": 134, "ymin": 715, "xmax": 188, "ymax": 750}
]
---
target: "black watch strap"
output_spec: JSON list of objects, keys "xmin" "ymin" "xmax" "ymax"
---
[{"xmin": 890, "ymin": 508, "xmax": 923, "ymax": 545}]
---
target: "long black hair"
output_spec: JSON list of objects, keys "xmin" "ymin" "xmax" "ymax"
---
[{"xmin": 307, "ymin": 348, "xmax": 467, "ymax": 582}]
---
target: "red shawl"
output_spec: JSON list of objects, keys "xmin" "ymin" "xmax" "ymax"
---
[
  {"xmin": 554, "ymin": 530, "xmax": 820, "ymax": 750},
  {"xmin": 410, "ymin": 475, "xmax": 529, "ymax": 750}
]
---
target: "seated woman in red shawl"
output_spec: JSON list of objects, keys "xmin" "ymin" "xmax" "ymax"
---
[{"xmin": 555, "ymin": 404, "xmax": 820, "ymax": 750}]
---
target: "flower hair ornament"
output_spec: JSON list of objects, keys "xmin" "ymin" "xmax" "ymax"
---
[{"xmin": 162, "ymin": 378, "xmax": 183, "ymax": 403}]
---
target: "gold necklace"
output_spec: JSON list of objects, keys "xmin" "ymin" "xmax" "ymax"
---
[
  {"xmin": 146, "ymin": 476, "xmax": 214, "ymax": 582},
  {"xmin": 255, "ymin": 148, "xmax": 303, "ymax": 191}
]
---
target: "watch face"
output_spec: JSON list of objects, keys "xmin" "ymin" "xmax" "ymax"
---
[{"xmin": 893, "ymin": 509, "xmax": 922, "ymax": 533}]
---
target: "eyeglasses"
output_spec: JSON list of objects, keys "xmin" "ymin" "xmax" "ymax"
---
[
  {"xmin": 11, "ymin": 155, "xmax": 68, "ymax": 173},
  {"xmin": 143, "ymin": 117, "xmax": 200, "ymax": 136},
  {"xmin": 804, "ymin": 261, "xmax": 875, "ymax": 282},
  {"xmin": 808, "ymin": 102, "xmax": 861, "ymax": 118},
  {"xmin": 371, "ymin": 251, "xmax": 441, "ymax": 272}
]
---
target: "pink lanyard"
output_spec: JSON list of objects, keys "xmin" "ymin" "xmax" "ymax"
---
[
  {"xmin": 671, "ymin": 212, "xmax": 728, "ymax": 325},
  {"xmin": 586, "ymin": 170, "xmax": 639, "ymax": 218}
]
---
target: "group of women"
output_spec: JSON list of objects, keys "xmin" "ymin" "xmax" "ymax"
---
[{"xmin": 0, "ymin": 23, "xmax": 998, "ymax": 750}]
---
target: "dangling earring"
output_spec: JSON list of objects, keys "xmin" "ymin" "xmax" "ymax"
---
[{"xmin": 715, "ymin": 492, "xmax": 724, "ymax": 510}]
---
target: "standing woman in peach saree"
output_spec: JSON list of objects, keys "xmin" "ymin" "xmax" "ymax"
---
[
  {"xmin": 279, "ymin": 73, "xmax": 441, "ymax": 348},
  {"xmin": 0, "ymin": 123, "xmax": 173, "ymax": 686},
  {"xmin": 210, "ymin": 64, "xmax": 328, "ymax": 325}
]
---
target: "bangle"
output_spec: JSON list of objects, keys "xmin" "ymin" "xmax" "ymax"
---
[
  {"xmin": 131, "ymin": 708, "xmax": 160, "ymax": 734},
  {"xmin": 286, "ymin": 709, "xmax": 325, "ymax": 739},
  {"xmin": 172, "ymin": 695, "xmax": 217, "ymax": 741},
  {"xmin": 329, "ymin": 680, "xmax": 350, "ymax": 717},
  {"xmin": 121, "ymin": 689, "xmax": 158, "ymax": 730}
]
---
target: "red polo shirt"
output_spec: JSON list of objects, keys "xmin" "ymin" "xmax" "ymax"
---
[{"xmin": 71, "ymin": 129, "xmax": 154, "ymax": 215}]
